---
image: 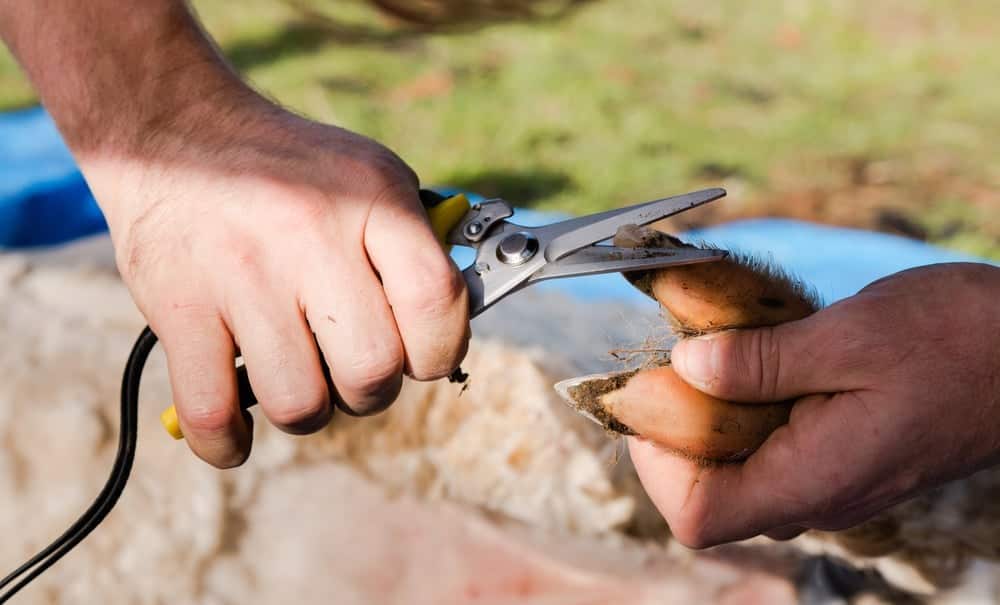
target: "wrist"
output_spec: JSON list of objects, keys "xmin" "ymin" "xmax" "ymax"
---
[{"xmin": 62, "ymin": 21, "xmax": 250, "ymax": 158}]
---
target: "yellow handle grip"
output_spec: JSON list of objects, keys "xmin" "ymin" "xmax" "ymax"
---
[
  {"xmin": 160, "ymin": 191, "xmax": 472, "ymax": 440},
  {"xmin": 425, "ymin": 192, "xmax": 471, "ymax": 246},
  {"xmin": 161, "ymin": 405, "xmax": 184, "ymax": 440}
]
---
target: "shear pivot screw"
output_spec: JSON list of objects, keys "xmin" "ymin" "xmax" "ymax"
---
[
  {"xmin": 465, "ymin": 221, "xmax": 484, "ymax": 237},
  {"xmin": 497, "ymin": 232, "xmax": 539, "ymax": 266}
]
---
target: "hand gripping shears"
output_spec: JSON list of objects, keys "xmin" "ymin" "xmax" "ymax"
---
[
  {"xmin": 159, "ymin": 188, "xmax": 728, "ymax": 438},
  {"xmin": 0, "ymin": 187, "xmax": 728, "ymax": 602}
]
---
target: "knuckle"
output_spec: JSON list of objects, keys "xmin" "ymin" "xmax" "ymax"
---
[
  {"xmin": 182, "ymin": 401, "xmax": 237, "ymax": 434},
  {"xmin": 376, "ymin": 155, "xmax": 418, "ymax": 188},
  {"xmin": 345, "ymin": 345, "xmax": 404, "ymax": 397},
  {"xmin": 264, "ymin": 186, "xmax": 330, "ymax": 231},
  {"xmin": 708, "ymin": 333, "xmax": 750, "ymax": 398},
  {"xmin": 660, "ymin": 481, "xmax": 719, "ymax": 549},
  {"xmin": 756, "ymin": 327, "xmax": 784, "ymax": 400},
  {"xmin": 766, "ymin": 422, "xmax": 805, "ymax": 464},
  {"xmin": 220, "ymin": 233, "xmax": 264, "ymax": 275},
  {"xmin": 362, "ymin": 145, "xmax": 418, "ymax": 187},
  {"xmin": 677, "ymin": 532, "xmax": 715, "ymax": 551},
  {"xmin": 206, "ymin": 447, "xmax": 250, "ymax": 470},
  {"xmin": 670, "ymin": 500, "xmax": 717, "ymax": 550},
  {"xmin": 355, "ymin": 156, "xmax": 417, "ymax": 200},
  {"xmin": 408, "ymin": 332, "xmax": 470, "ymax": 381},
  {"xmin": 399, "ymin": 258, "xmax": 466, "ymax": 319},
  {"xmin": 264, "ymin": 384, "xmax": 331, "ymax": 433},
  {"xmin": 719, "ymin": 327, "xmax": 782, "ymax": 400},
  {"xmin": 765, "ymin": 427, "xmax": 817, "ymax": 501}
]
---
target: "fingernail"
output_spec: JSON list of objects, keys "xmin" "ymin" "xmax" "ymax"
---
[{"xmin": 672, "ymin": 334, "xmax": 718, "ymax": 389}]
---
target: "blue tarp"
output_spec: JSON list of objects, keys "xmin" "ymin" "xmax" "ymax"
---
[
  {"xmin": 1, "ymin": 107, "xmax": 991, "ymax": 306},
  {"xmin": 0, "ymin": 107, "xmax": 106, "ymax": 247}
]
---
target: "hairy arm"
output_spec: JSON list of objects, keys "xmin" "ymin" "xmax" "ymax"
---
[
  {"xmin": 0, "ymin": 1, "xmax": 470, "ymax": 468},
  {"xmin": 0, "ymin": 1, "xmax": 249, "ymax": 156}
]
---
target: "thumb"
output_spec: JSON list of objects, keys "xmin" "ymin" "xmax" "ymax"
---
[{"xmin": 670, "ymin": 318, "xmax": 840, "ymax": 403}]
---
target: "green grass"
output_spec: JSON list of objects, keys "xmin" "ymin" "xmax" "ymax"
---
[{"xmin": 2, "ymin": 0, "xmax": 998, "ymax": 258}]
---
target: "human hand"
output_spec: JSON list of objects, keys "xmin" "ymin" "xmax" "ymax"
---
[
  {"xmin": 1, "ymin": 0, "xmax": 468, "ymax": 468},
  {"xmin": 83, "ymin": 93, "xmax": 469, "ymax": 468},
  {"xmin": 628, "ymin": 262, "xmax": 1000, "ymax": 547}
]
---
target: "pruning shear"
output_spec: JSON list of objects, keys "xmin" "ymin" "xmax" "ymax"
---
[{"xmin": 159, "ymin": 187, "xmax": 728, "ymax": 438}]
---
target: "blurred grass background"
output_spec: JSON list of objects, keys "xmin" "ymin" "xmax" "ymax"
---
[{"xmin": 1, "ymin": 0, "xmax": 997, "ymax": 258}]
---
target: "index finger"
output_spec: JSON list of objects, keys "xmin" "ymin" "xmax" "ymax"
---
[
  {"xmin": 629, "ymin": 391, "xmax": 889, "ymax": 548},
  {"xmin": 364, "ymin": 186, "xmax": 469, "ymax": 381}
]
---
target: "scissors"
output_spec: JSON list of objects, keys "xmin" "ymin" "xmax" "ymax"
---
[{"xmin": 159, "ymin": 187, "xmax": 728, "ymax": 438}]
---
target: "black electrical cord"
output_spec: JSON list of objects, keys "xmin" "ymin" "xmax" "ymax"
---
[{"xmin": 0, "ymin": 326, "xmax": 156, "ymax": 603}]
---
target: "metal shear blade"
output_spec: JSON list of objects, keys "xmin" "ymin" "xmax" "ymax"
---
[
  {"xmin": 458, "ymin": 187, "xmax": 727, "ymax": 317},
  {"xmin": 538, "ymin": 187, "xmax": 726, "ymax": 262},
  {"xmin": 531, "ymin": 245, "xmax": 725, "ymax": 282}
]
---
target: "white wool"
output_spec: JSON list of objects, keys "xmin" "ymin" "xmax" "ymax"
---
[{"xmin": 292, "ymin": 339, "xmax": 635, "ymax": 534}]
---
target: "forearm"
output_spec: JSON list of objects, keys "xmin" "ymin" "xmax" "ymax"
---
[{"xmin": 0, "ymin": 0, "xmax": 252, "ymax": 157}]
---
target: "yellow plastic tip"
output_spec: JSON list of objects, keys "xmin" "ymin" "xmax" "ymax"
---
[
  {"xmin": 427, "ymin": 193, "xmax": 471, "ymax": 246},
  {"xmin": 161, "ymin": 405, "xmax": 184, "ymax": 440}
]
